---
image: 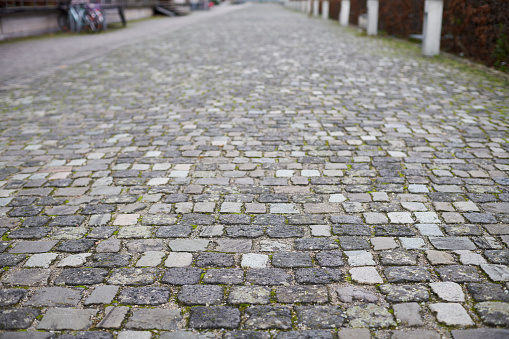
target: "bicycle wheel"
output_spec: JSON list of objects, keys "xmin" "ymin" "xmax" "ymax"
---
[
  {"xmin": 83, "ymin": 9, "xmax": 104, "ymax": 33},
  {"xmin": 57, "ymin": 10, "xmax": 71, "ymax": 32},
  {"xmin": 92, "ymin": 9, "xmax": 105, "ymax": 32}
]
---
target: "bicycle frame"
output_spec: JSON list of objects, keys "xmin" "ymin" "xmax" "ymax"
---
[{"xmin": 68, "ymin": 4, "xmax": 84, "ymax": 32}]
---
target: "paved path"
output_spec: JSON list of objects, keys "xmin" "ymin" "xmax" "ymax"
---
[
  {"xmin": 0, "ymin": 2, "xmax": 248, "ymax": 87},
  {"xmin": 1, "ymin": 3, "xmax": 509, "ymax": 338}
]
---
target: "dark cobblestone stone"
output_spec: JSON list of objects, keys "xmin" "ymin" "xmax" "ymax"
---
[
  {"xmin": 436, "ymin": 265, "xmax": 482, "ymax": 282},
  {"xmin": 55, "ymin": 268, "xmax": 108, "ymax": 285},
  {"xmin": 162, "ymin": 267, "xmax": 204, "ymax": 285},
  {"xmin": 464, "ymin": 213, "xmax": 498, "ymax": 224},
  {"xmin": 49, "ymin": 216, "xmax": 86, "ymax": 227},
  {"xmin": 89, "ymin": 254, "xmax": 131, "ymax": 268},
  {"xmin": 220, "ymin": 215, "xmax": 251, "ymax": 225},
  {"xmin": 56, "ymin": 239, "xmax": 96, "ymax": 252},
  {"xmin": 181, "ymin": 214, "xmax": 215, "ymax": 225},
  {"xmin": 196, "ymin": 253, "xmax": 235, "ymax": 267},
  {"xmin": 385, "ymin": 267, "xmax": 432, "ymax": 282},
  {"xmin": 203, "ymin": 269, "xmax": 245, "ymax": 285},
  {"xmin": 266, "ymin": 225, "xmax": 304, "ymax": 238},
  {"xmin": 484, "ymin": 250, "xmax": 509, "ymax": 264},
  {"xmin": 276, "ymin": 285, "xmax": 328, "ymax": 303},
  {"xmin": 338, "ymin": 236, "xmax": 370, "ymax": 250},
  {"xmin": 332, "ymin": 224, "xmax": 371, "ymax": 236},
  {"xmin": 379, "ymin": 250, "xmax": 418, "ymax": 265},
  {"xmin": 119, "ymin": 287, "xmax": 170, "ymax": 305},
  {"xmin": 253, "ymin": 215, "xmax": 286, "ymax": 225},
  {"xmin": 81, "ymin": 205, "xmax": 116, "ymax": 215},
  {"xmin": 244, "ymin": 306, "xmax": 292, "ymax": 329},
  {"xmin": 0, "ymin": 308, "xmax": 40, "ymax": 329},
  {"xmin": 22, "ymin": 216, "xmax": 51, "ymax": 227},
  {"xmin": 467, "ymin": 283, "xmax": 509, "ymax": 302},
  {"xmin": 226, "ymin": 225, "xmax": 264, "ymax": 238},
  {"xmin": 0, "ymin": 241, "xmax": 9, "ymax": 252},
  {"xmin": 476, "ymin": 302, "xmax": 509, "ymax": 326},
  {"xmin": 374, "ymin": 225, "xmax": 416, "ymax": 236},
  {"xmin": 295, "ymin": 268, "xmax": 342, "ymax": 284},
  {"xmin": 57, "ymin": 332, "xmax": 113, "ymax": 339},
  {"xmin": 331, "ymin": 215, "xmax": 363, "ymax": 224},
  {"xmin": 8, "ymin": 227, "xmax": 49, "ymax": 239},
  {"xmin": 473, "ymin": 237, "xmax": 502, "ymax": 249},
  {"xmin": 0, "ymin": 254, "xmax": 26, "ymax": 267},
  {"xmin": 223, "ymin": 331, "xmax": 270, "ymax": 339},
  {"xmin": 189, "ymin": 306, "xmax": 240, "ymax": 329},
  {"xmin": 9, "ymin": 206, "xmax": 43, "ymax": 217},
  {"xmin": 275, "ymin": 331, "xmax": 334, "ymax": 339},
  {"xmin": 272, "ymin": 252, "xmax": 312, "ymax": 268},
  {"xmin": 296, "ymin": 306, "xmax": 346, "ymax": 329},
  {"xmin": 178, "ymin": 285, "xmax": 224, "ymax": 305},
  {"xmin": 0, "ymin": 289, "xmax": 28, "ymax": 307},
  {"xmin": 379, "ymin": 284, "xmax": 430, "ymax": 302},
  {"xmin": 246, "ymin": 268, "xmax": 292, "ymax": 285},
  {"xmin": 8, "ymin": 197, "xmax": 37, "ymax": 207},
  {"xmin": 156, "ymin": 225, "xmax": 193, "ymax": 237},
  {"xmin": 287, "ymin": 215, "xmax": 326, "ymax": 224},
  {"xmin": 315, "ymin": 250, "xmax": 345, "ymax": 267},
  {"xmin": 87, "ymin": 226, "xmax": 117, "ymax": 239}
]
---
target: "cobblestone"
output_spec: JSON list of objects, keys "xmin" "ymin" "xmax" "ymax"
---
[
  {"xmin": 346, "ymin": 304, "xmax": 396, "ymax": 328},
  {"xmin": 126, "ymin": 309, "xmax": 182, "ymax": 330},
  {"xmin": 0, "ymin": 308, "xmax": 40, "ymax": 330},
  {"xmin": 25, "ymin": 287, "xmax": 81, "ymax": 306},
  {"xmin": 0, "ymin": 2, "xmax": 507, "ymax": 337}
]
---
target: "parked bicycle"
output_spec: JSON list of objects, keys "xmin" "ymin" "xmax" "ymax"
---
[{"xmin": 58, "ymin": 1, "xmax": 105, "ymax": 33}]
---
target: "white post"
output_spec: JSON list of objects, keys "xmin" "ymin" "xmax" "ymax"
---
[
  {"xmin": 367, "ymin": 0, "xmax": 379, "ymax": 36},
  {"xmin": 340, "ymin": 0, "xmax": 350, "ymax": 26},
  {"xmin": 322, "ymin": 0, "xmax": 329, "ymax": 19},
  {"xmin": 313, "ymin": 0, "xmax": 319, "ymax": 16},
  {"xmin": 422, "ymin": 0, "xmax": 444, "ymax": 56},
  {"xmin": 307, "ymin": 0, "xmax": 312, "ymax": 14}
]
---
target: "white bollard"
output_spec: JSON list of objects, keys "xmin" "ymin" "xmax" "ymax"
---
[
  {"xmin": 340, "ymin": 0, "xmax": 350, "ymax": 26},
  {"xmin": 322, "ymin": 0, "xmax": 329, "ymax": 19},
  {"xmin": 422, "ymin": 0, "xmax": 444, "ymax": 56},
  {"xmin": 313, "ymin": 0, "xmax": 319, "ymax": 17},
  {"xmin": 367, "ymin": 0, "xmax": 379, "ymax": 36}
]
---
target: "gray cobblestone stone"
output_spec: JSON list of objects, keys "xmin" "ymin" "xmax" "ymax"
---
[
  {"xmin": 126, "ymin": 309, "xmax": 182, "ymax": 330},
  {"xmin": 37, "ymin": 308, "xmax": 97, "ymax": 330},
  {"xmin": 26, "ymin": 287, "xmax": 81, "ymax": 307}
]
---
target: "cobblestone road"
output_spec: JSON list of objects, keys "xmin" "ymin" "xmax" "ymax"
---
[{"xmin": 1, "ymin": 3, "xmax": 509, "ymax": 338}]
